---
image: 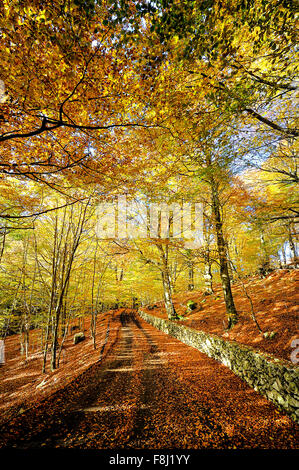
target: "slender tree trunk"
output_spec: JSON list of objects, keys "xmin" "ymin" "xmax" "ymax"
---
[
  {"xmin": 260, "ymin": 232, "xmax": 270, "ymax": 275},
  {"xmin": 57, "ymin": 314, "xmax": 70, "ymax": 367},
  {"xmin": 51, "ymin": 303, "xmax": 62, "ymax": 372},
  {"xmin": 211, "ymin": 183, "xmax": 238, "ymax": 328},
  {"xmin": 203, "ymin": 262, "xmax": 214, "ymax": 295},
  {"xmin": 188, "ymin": 261, "xmax": 194, "ymax": 291},
  {"xmin": 288, "ymin": 221, "xmax": 297, "ymax": 262},
  {"xmin": 20, "ymin": 238, "xmax": 31, "ymax": 359},
  {"xmin": 226, "ymin": 244, "xmax": 234, "ymax": 282},
  {"xmin": 42, "ymin": 313, "xmax": 51, "ymax": 373},
  {"xmin": 161, "ymin": 270, "xmax": 178, "ymax": 319},
  {"xmin": 281, "ymin": 242, "xmax": 287, "ymax": 266},
  {"xmin": 156, "ymin": 243, "xmax": 179, "ymax": 320},
  {"xmin": 91, "ymin": 241, "xmax": 98, "ymax": 349},
  {"xmin": 202, "ymin": 211, "xmax": 214, "ymax": 294},
  {"xmin": 0, "ymin": 226, "xmax": 6, "ymax": 264}
]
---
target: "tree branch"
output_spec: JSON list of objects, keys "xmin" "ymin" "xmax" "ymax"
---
[{"xmin": 244, "ymin": 108, "xmax": 299, "ymax": 137}]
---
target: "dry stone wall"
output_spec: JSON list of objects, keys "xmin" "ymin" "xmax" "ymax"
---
[{"xmin": 138, "ymin": 310, "xmax": 299, "ymax": 423}]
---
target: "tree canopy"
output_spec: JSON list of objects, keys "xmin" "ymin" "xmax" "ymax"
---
[{"xmin": 0, "ymin": 0, "xmax": 297, "ymax": 369}]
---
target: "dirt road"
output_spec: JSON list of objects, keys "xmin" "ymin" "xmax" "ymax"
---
[{"xmin": 0, "ymin": 311, "xmax": 298, "ymax": 449}]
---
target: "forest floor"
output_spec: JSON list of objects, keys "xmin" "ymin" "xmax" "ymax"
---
[
  {"xmin": 0, "ymin": 269, "xmax": 298, "ymax": 449},
  {"xmin": 0, "ymin": 314, "xmax": 112, "ymax": 426},
  {"xmin": 0, "ymin": 310, "xmax": 298, "ymax": 449},
  {"xmin": 142, "ymin": 269, "xmax": 299, "ymax": 363}
]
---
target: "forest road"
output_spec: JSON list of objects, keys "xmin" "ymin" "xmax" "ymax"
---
[{"xmin": 0, "ymin": 310, "xmax": 298, "ymax": 449}]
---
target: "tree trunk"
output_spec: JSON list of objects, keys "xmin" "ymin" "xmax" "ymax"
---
[
  {"xmin": 91, "ymin": 241, "xmax": 99, "ymax": 350},
  {"xmin": 42, "ymin": 314, "xmax": 51, "ymax": 373},
  {"xmin": 188, "ymin": 261, "xmax": 194, "ymax": 291},
  {"xmin": 211, "ymin": 183, "xmax": 238, "ymax": 328},
  {"xmin": 161, "ymin": 270, "xmax": 178, "ymax": 319},
  {"xmin": 281, "ymin": 242, "xmax": 287, "ymax": 266},
  {"xmin": 156, "ymin": 242, "xmax": 179, "ymax": 320},
  {"xmin": 50, "ymin": 305, "xmax": 61, "ymax": 372},
  {"xmin": 203, "ymin": 262, "xmax": 214, "ymax": 295},
  {"xmin": 288, "ymin": 222, "xmax": 297, "ymax": 262}
]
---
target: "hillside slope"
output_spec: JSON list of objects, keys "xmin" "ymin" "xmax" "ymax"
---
[{"xmin": 142, "ymin": 269, "xmax": 299, "ymax": 363}]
